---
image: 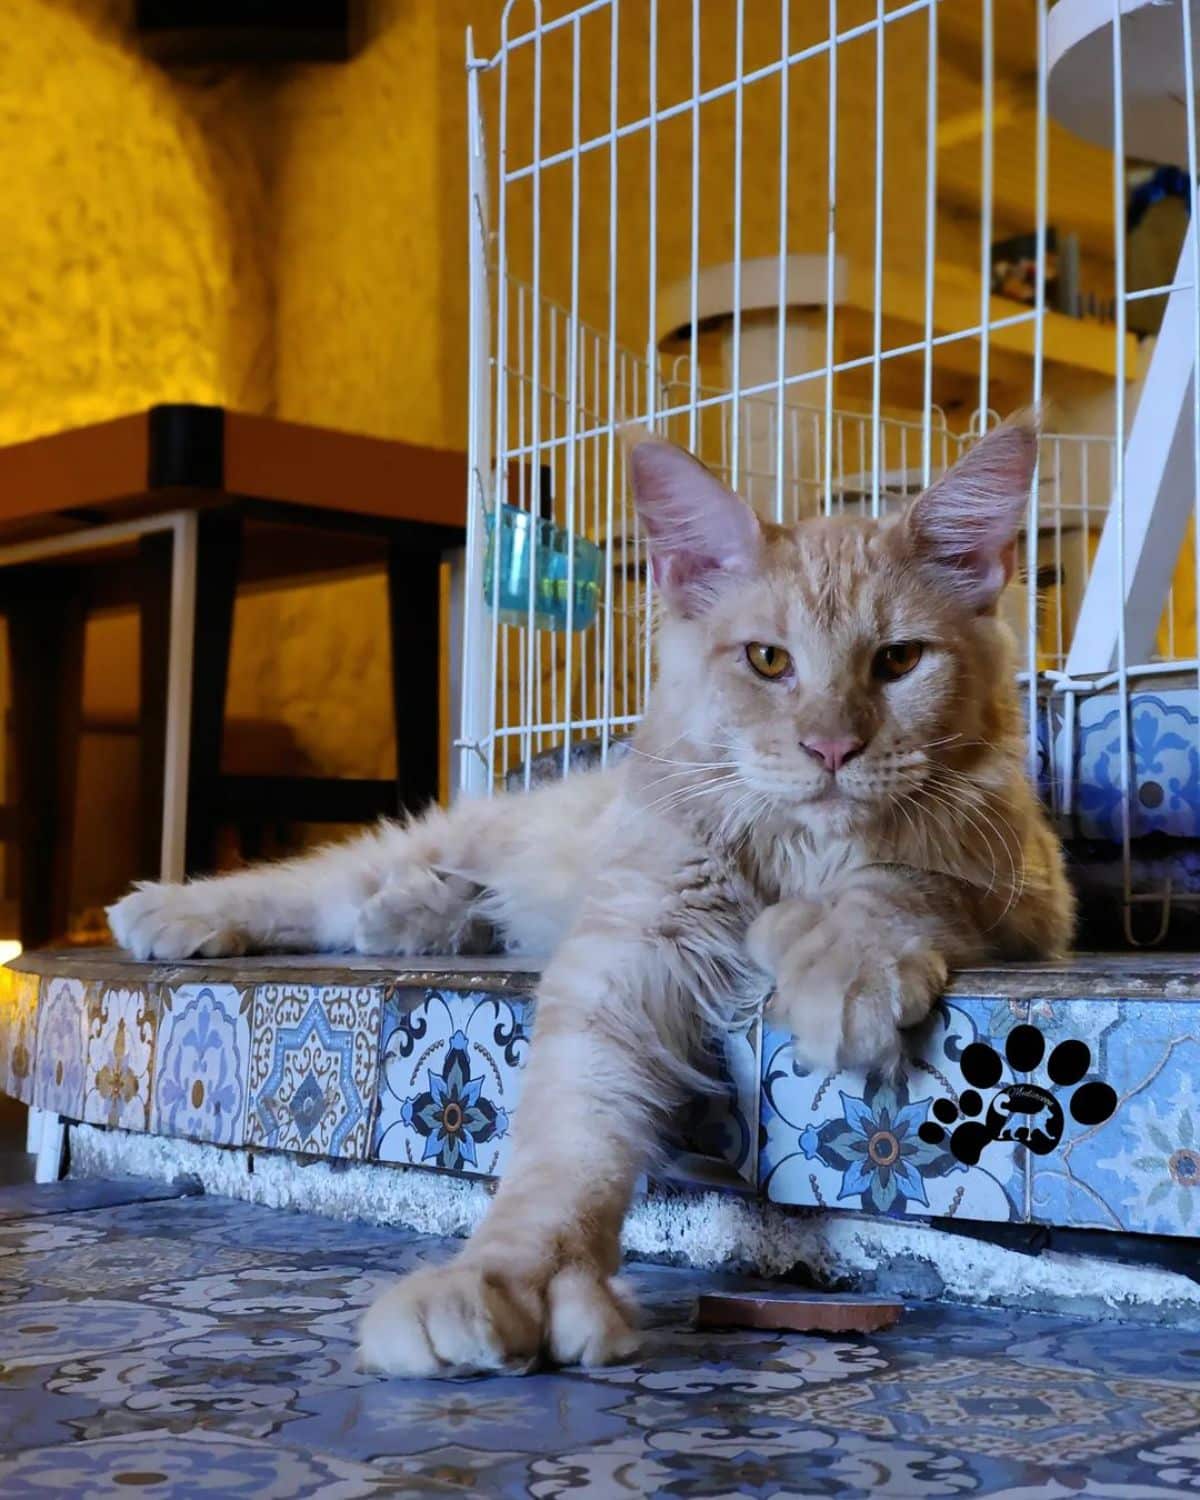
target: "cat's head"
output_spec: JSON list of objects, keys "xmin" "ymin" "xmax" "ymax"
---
[{"xmin": 629, "ymin": 416, "xmax": 1036, "ymax": 832}]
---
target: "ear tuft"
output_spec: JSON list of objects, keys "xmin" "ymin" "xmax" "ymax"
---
[
  {"xmin": 906, "ymin": 412, "xmax": 1038, "ymax": 610},
  {"xmin": 629, "ymin": 439, "xmax": 762, "ymax": 616}
]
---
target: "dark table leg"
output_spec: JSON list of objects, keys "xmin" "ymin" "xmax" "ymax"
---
[
  {"xmin": 185, "ymin": 511, "xmax": 242, "ymax": 876},
  {"xmin": 138, "ymin": 532, "xmax": 172, "ymax": 881},
  {"xmin": 7, "ymin": 568, "xmax": 85, "ymax": 948},
  {"xmin": 388, "ymin": 543, "xmax": 442, "ymax": 815}
]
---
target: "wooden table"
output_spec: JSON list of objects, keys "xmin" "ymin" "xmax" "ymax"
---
[{"xmin": 0, "ymin": 406, "xmax": 466, "ymax": 946}]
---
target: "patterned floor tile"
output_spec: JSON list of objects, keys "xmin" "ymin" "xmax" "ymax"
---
[
  {"xmin": 0, "ymin": 1178, "xmax": 194, "ymax": 1222},
  {"xmin": 9, "ymin": 1232, "xmax": 271, "ymax": 1296},
  {"xmin": 279, "ymin": 1372, "xmax": 635, "ymax": 1471},
  {"xmin": 246, "ymin": 985, "xmax": 383, "ymax": 1160},
  {"xmin": 779, "ymin": 1353, "xmax": 1200, "ymax": 1466},
  {"xmin": 0, "ymin": 1191, "xmax": 1196, "ymax": 1497},
  {"xmin": 0, "ymin": 1295, "xmax": 217, "ymax": 1375},
  {"xmin": 0, "ymin": 1386, "xmax": 102, "ymax": 1457},
  {"xmin": 373, "ymin": 988, "xmax": 531, "ymax": 1176},
  {"xmin": 67, "ymin": 1195, "xmax": 422, "ymax": 1263},
  {"xmin": 0, "ymin": 1430, "xmax": 382, "ymax": 1498}
]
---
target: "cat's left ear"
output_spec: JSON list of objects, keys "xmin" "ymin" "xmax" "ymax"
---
[
  {"xmin": 905, "ymin": 412, "xmax": 1038, "ymax": 611},
  {"xmin": 629, "ymin": 438, "xmax": 762, "ymax": 616}
]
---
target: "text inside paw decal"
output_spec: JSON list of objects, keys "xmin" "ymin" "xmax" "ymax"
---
[{"xmin": 918, "ymin": 1024, "xmax": 1117, "ymax": 1166}]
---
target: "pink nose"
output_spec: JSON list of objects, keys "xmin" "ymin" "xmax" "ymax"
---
[{"xmin": 800, "ymin": 737, "xmax": 865, "ymax": 773}]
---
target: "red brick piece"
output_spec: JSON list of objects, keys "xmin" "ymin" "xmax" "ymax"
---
[{"xmin": 696, "ymin": 1291, "xmax": 903, "ymax": 1335}]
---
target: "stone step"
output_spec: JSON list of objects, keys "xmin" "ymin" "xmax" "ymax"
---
[{"xmin": 1, "ymin": 949, "xmax": 1196, "ymax": 1240}]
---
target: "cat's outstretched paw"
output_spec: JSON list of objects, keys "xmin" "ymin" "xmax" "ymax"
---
[
  {"xmin": 749, "ymin": 900, "xmax": 944, "ymax": 1074},
  {"xmin": 359, "ymin": 1258, "xmax": 639, "ymax": 1378},
  {"xmin": 106, "ymin": 883, "xmax": 247, "ymax": 961}
]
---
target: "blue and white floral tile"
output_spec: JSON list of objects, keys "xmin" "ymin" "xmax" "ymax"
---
[
  {"xmin": 1028, "ymin": 997, "xmax": 1200, "ymax": 1235},
  {"xmin": 32, "ymin": 976, "xmax": 88, "ymax": 1119},
  {"xmin": 1063, "ymin": 688, "xmax": 1200, "ymax": 842},
  {"xmin": 0, "ymin": 1431, "xmax": 382, "ymax": 1498},
  {"xmin": 152, "ymin": 984, "xmax": 251, "ymax": 1147},
  {"xmin": 373, "ymin": 988, "xmax": 530, "ymax": 1176},
  {"xmin": 8, "ymin": 1192, "xmax": 1200, "ymax": 1498},
  {"xmin": 0, "ymin": 966, "xmax": 39, "ymax": 1107},
  {"xmin": 82, "ymin": 984, "xmax": 158, "ymax": 1132},
  {"xmin": 673, "ymin": 1020, "xmax": 762, "ymax": 1187},
  {"xmin": 760, "ymin": 998, "xmax": 1030, "ymax": 1223},
  {"xmin": 245, "ymin": 985, "xmax": 383, "ymax": 1161}
]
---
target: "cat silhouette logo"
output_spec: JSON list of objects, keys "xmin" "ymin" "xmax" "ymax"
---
[{"xmin": 918, "ymin": 1024, "xmax": 1117, "ymax": 1167}]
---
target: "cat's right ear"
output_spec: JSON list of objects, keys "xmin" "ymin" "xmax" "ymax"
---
[
  {"xmin": 904, "ymin": 413, "xmax": 1038, "ymax": 610},
  {"xmin": 628, "ymin": 438, "xmax": 762, "ymax": 616}
]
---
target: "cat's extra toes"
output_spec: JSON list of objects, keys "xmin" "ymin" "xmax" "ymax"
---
[
  {"xmin": 359, "ymin": 1258, "xmax": 638, "ymax": 1378},
  {"xmin": 353, "ymin": 867, "xmax": 480, "ymax": 956},
  {"xmin": 746, "ymin": 897, "xmax": 823, "ymax": 973},
  {"xmin": 106, "ymin": 885, "xmax": 246, "ymax": 961},
  {"xmin": 768, "ymin": 925, "xmax": 945, "ymax": 1075}
]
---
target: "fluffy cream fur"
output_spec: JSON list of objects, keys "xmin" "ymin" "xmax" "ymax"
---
[{"xmin": 108, "ymin": 414, "xmax": 1072, "ymax": 1379}]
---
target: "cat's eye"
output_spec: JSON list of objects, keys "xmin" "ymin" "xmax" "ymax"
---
[
  {"xmin": 746, "ymin": 643, "xmax": 793, "ymax": 680},
  {"xmin": 872, "ymin": 640, "xmax": 924, "ymax": 681}
]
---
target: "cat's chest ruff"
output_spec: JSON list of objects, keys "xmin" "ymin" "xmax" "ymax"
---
[{"xmin": 743, "ymin": 831, "xmax": 872, "ymax": 906}]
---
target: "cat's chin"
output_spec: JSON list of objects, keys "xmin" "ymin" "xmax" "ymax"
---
[{"xmin": 782, "ymin": 788, "xmax": 871, "ymax": 833}]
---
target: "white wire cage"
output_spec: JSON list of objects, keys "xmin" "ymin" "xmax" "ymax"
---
[{"xmin": 459, "ymin": 0, "xmax": 1200, "ymax": 945}]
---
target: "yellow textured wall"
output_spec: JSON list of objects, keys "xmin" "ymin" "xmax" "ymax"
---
[
  {"xmin": 271, "ymin": 0, "xmax": 475, "ymax": 449},
  {"xmin": 0, "ymin": 0, "xmax": 274, "ymax": 444},
  {"xmin": 227, "ymin": 0, "xmax": 477, "ymax": 783}
]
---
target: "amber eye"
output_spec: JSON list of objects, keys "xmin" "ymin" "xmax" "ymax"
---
[
  {"xmin": 746, "ymin": 643, "xmax": 793, "ymax": 680},
  {"xmin": 872, "ymin": 640, "xmax": 924, "ymax": 681}
]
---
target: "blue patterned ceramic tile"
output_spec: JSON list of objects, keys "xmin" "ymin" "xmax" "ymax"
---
[
  {"xmin": 153, "ymin": 983, "xmax": 251, "ymax": 1146},
  {"xmin": 0, "ymin": 1179, "xmax": 194, "ymax": 1222},
  {"xmin": 0, "ymin": 1388, "xmax": 102, "ymax": 1457},
  {"xmin": 245, "ymin": 985, "xmax": 383, "ymax": 1161},
  {"xmin": 73, "ymin": 1196, "xmax": 415, "ymax": 1261},
  {"xmin": 82, "ymin": 983, "xmax": 158, "ymax": 1131},
  {"xmin": 1064, "ymin": 688, "xmax": 1200, "ymax": 842},
  {"xmin": 278, "ymin": 1371, "xmax": 635, "ymax": 1476},
  {"xmin": 767, "ymin": 1350, "xmax": 1200, "ymax": 1472},
  {"xmin": 0, "ymin": 967, "xmax": 39, "ymax": 1107},
  {"xmin": 0, "ymin": 1431, "xmax": 381, "ymax": 1497},
  {"xmin": 0, "ymin": 1294, "xmax": 218, "ymax": 1373},
  {"xmin": 760, "ymin": 998, "xmax": 1030, "ymax": 1222},
  {"xmin": 8, "ymin": 1234, "xmax": 274, "ymax": 1301},
  {"xmin": 33, "ymin": 976, "xmax": 88, "ymax": 1119},
  {"xmin": 674, "ymin": 1020, "xmax": 761, "ymax": 1186},
  {"xmin": 4, "ymin": 1193, "xmax": 1200, "ymax": 1495},
  {"xmin": 1030, "ymin": 997, "xmax": 1200, "ymax": 1235},
  {"xmin": 373, "ymin": 988, "xmax": 529, "ymax": 1176}
]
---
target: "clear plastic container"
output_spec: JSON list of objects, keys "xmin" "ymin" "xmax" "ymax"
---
[{"xmin": 483, "ymin": 503, "xmax": 602, "ymax": 631}]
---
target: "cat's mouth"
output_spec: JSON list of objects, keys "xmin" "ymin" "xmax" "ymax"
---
[
  {"xmin": 745, "ymin": 768, "xmax": 875, "ymax": 811},
  {"xmin": 793, "ymin": 779, "xmax": 860, "ymax": 807}
]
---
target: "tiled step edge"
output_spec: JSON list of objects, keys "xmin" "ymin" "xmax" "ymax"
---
[{"xmin": 2, "ymin": 949, "xmax": 1199, "ymax": 1238}]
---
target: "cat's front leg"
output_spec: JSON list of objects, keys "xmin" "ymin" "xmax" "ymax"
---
[
  {"xmin": 747, "ymin": 870, "xmax": 981, "ymax": 1074},
  {"xmin": 359, "ymin": 923, "xmax": 697, "ymax": 1376}
]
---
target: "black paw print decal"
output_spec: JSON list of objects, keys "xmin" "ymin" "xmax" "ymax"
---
[{"xmin": 918, "ymin": 1024, "xmax": 1118, "ymax": 1167}]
